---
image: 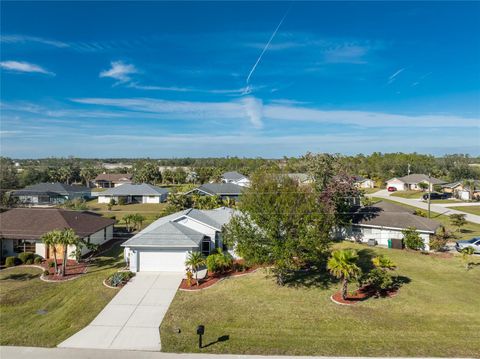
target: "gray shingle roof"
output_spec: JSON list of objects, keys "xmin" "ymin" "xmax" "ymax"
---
[
  {"xmin": 352, "ymin": 201, "xmax": 440, "ymax": 233},
  {"xmin": 222, "ymin": 171, "xmax": 247, "ymax": 181},
  {"xmin": 194, "ymin": 183, "xmax": 244, "ymax": 195},
  {"xmin": 101, "ymin": 183, "xmax": 169, "ymax": 196},
  {"xmin": 12, "ymin": 182, "xmax": 90, "ymax": 196},
  {"xmin": 392, "ymin": 174, "xmax": 446, "ymax": 185},
  {"xmin": 122, "ymin": 207, "xmax": 235, "ymax": 248}
]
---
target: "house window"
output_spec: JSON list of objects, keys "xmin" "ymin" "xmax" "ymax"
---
[
  {"xmin": 13, "ymin": 240, "xmax": 36, "ymax": 253},
  {"xmin": 104, "ymin": 228, "xmax": 107, "ymax": 241},
  {"xmin": 201, "ymin": 239, "xmax": 211, "ymax": 256}
]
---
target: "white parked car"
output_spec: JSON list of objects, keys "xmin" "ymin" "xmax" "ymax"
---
[{"xmin": 456, "ymin": 237, "xmax": 480, "ymax": 254}]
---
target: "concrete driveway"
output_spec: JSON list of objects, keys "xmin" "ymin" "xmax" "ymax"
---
[{"xmin": 59, "ymin": 272, "xmax": 183, "ymax": 351}]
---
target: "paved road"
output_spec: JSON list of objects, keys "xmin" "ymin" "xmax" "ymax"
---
[
  {"xmin": 370, "ymin": 190, "xmax": 480, "ymax": 224},
  {"xmin": 2, "ymin": 347, "xmax": 471, "ymax": 359},
  {"xmin": 59, "ymin": 272, "xmax": 183, "ymax": 351}
]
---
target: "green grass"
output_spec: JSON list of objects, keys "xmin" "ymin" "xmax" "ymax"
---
[
  {"xmin": 361, "ymin": 188, "xmax": 381, "ymax": 194},
  {"xmin": 390, "ymin": 190, "xmax": 424, "ymax": 199},
  {"xmin": 85, "ymin": 199, "xmax": 168, "ymax": 227},
  {"xmin": 429, "ymin": 199, "xmax": 462, "ymax": 204},
  {"xmin": 371, "ymin": 197, "xmax": 480, "ymax": 241},
  {"xmin": 160, "ymin": 242, "xmax": 480, "ymax": 357},
  {"xmin": 450, "ymin": 206, "xmax": 480, "ymax": 216},
  {"xmin": 0, "ymin": 243, "xmax": 124, "ymax": 347}
]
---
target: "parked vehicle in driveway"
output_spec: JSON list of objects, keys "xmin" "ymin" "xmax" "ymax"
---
[
  {"xmin": 387, "ymin": 186, "xmax": 397, "ymax": 192},
  {"xmin": 456, "ymin": 237, "xmax": 480, "ymax": 254},
  {"xmin": 422, "ymin": 192, "xmax": 451, "ymax": 200}
]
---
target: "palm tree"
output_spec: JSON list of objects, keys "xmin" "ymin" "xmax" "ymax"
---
[
  {"xmin": 59, "ymin": 228, "xmax": 80, "ymax": 276},
  {"xmin": 41, "ymin": 230, "xmax": 61, "ymax": 274},
  {"xmin": 185, "ymin": 251, "xmax": 205, "ymax": 286},
  {"xmin": 327, "ymin": 249, "xmax": 361, "ymax": 300},
  {"xmin": 372, "ymin": 255, "xmax": 396, "ymax": 271}
]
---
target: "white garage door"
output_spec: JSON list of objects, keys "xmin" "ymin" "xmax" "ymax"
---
[{"xmin": 138, "ymin": 249, "xmax": 188, "ymax": 272}]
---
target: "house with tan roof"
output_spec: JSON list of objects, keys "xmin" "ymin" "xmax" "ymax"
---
[{"xmin": 92, "ymin": 173, "xmax": 133, "ymax": 188}]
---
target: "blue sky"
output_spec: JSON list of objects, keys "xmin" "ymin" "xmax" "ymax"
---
[{"xmin": 1, "ymin": 1, "xmax": 479, "ymax": 158}]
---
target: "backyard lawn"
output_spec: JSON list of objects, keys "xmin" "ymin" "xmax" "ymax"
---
[
  {"xmin": 450, "ymin": 205, "xmax": 480, "ymax": 216},
  {"xmin": 85, "ymin": 199, "xmax": 168, "ymax": 228},
  {"xmin": 0, "ymin": 242, "xmax": 125, "ymax": 347},
  {"xmin": 390, "ymin": 190, "xmax": 423, "ymax": 199},
  {"xmin": 160, "ymin": 242, "xmax": 480, "ymax": 357},
  {"xmin": 361, "ymin": 188, "xmax": 381, "ymax": 194}
]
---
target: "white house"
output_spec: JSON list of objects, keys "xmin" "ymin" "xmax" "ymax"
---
[
  {"xmin": 221, "ymin": 171, "xmax": 251, "ymax": 187},
  {"xmin": 0, "ymin": 208, "xmax": 115, "ymax": 260},
  {"xmin": 338, "ymin": 201, "xmax": 440, "ymax": 250},
  {"xmin": 386, "ymin": 174, "xmax": 446, "ymax": 191},
  {"xmin": 98, "ymin": 183, "xmax": 169, "ymax": 204},
  {"xmin": 122, "ymin": 207, "xmax": 235, "ymax": 272},
  {"xmin": 353, "ymin": 175, "xmax": 375, "ymax": 189}
]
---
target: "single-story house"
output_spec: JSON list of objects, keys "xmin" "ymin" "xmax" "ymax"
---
[
  {"xmin": 221, "ymin": 171, "xmax": 251, "ymax": 187},
  {"xmin": 0, "ymin": 208, "xmax": 115, "ymax": 260},
  {"xmin": 338, "ymin": 201, "xmax": 440, "ymax": 250},
  {"xmin": 353, "ymin": 175, "xmax": 375, "ymax": 189},
  {"xmin": 11, "ymin": 182, "xmax": 91, "ymax": 205},
  {"xmin": 441, "ymin": 180, "xmax": 480, "ymax": 201},
  {"xmin": 186, "ymin": 183, "xmax": 244, "ymax": 201},
  {"xmin": 386, "ymin": 174, "xmax": 446, "ymax": 191},
  {"xmin": 122, "ymin": 207, "xmax": 234, "ymax": 272},
  {"xmin": 98, "ymin": 183, "xmax": 169, "ymax": 204},
  {"xmin": 284, "ymin": 173, "xmax": 313, "ymax": 185},
  {"xmin": 92, "ymin": 173, "xmax": 133, "ymax": 188}
]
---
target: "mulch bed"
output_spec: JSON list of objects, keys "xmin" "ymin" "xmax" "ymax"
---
[
  {"xmin": 179, "ymin": 265, "xmax": 259, "ymax": 290},
  {"xmin": 331, "ymin": 285, "xmax": 399, "ymax": 305},
  {"xmin": 41, "ymin": 259, "xmax": 87, "ymax": 281}
]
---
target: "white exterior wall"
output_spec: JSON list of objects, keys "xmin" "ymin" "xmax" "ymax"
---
[
  {"xmin": 358, "ymin": 180, "xmax": 375, "ymax": 189},
  {"xmin": 343, "ymin": 225, "xmax": 430, "ymax": 250},
  {"xmin": 386, "ymin": 179, "xmax": 406, "ymax": 191},
  {"xmin": 127, "ymin": 247, "xmax": 195, "ymax": 272},
  {"xmin": 82, "ymin": 225, "xmax": 114, "ymax": 255},
  {"xmin": 175, "ymin": 217, "xmax": 218, "ymax": 251},
  {"xmin": 98, "ymin": 195, "xmax": 111, "ymax": 204},
  {"xmin": 142, "ymin": 195, "xmax": 161, "ymax": 204}
]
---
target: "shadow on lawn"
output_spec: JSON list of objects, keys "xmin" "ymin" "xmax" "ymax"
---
[
  {"xmin": 0, "ymin": 272, "xmax": 40, "ymax": 281},
  {"xmin": 202, "ymin": 335, "xmax": 229, "ymax": 348}
]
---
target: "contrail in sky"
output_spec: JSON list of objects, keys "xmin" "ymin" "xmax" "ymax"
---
[{"xmin": 245, "ymin": 5, "xmax": 292, "ymax": 87}]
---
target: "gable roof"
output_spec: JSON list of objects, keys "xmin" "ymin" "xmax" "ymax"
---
[
  {"xmin": 222, "ymin": 171, "xmax": 247, "ymax": 181},
  {"xmin": 191, "ymin": 183, "xmax": 244, "ymax": 196},
  {"xmin": 122, "ymin": 207, "xmax": 235, "ymax": 248},
  {"xmin": 12, "ymin": 182, "xmax": 90, "ymax": 196},
  {"xmin": 441, "ymin": 180, "xmax": 480, "ymax": 189},
  {"xmin": 100, "ymin": 183, "xmax": 169, "ymax": 196},
  {"xmin": 0, "ymin": 208, "xmax": 115, "ymax": 240},
  {"xmin": 351, "ymin": 201, "xmax": 440, "ymax": 233},
  {"xmin": 94, "ymin": 173, "xmax": 133, "ymax": 182},
  {"xmin": 389, "ymin": 174, "xmax": 445, "ymax": 185}
]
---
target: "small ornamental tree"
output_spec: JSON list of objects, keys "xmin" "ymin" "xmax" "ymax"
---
[
  {"xmin": 185, "ymin": 251, "xmax": 205, "ymax": 286},
  {"xmin": 418, "ymin": 182, "xmax": 429, "ymax": 192},
  {"xmin": 450, "ymin": 214, "xmax": 467, "ymax": 233},
  {"xmin": 461, "ymin": 247, "xmax": 475, "ymax": 270},
  {"xmin": 327, "ymin": 249, "xmax": 361, "ymax": 300},
  {"xmin": 402, "ymin": 227, "xmax": 425, "ymax": 251}
]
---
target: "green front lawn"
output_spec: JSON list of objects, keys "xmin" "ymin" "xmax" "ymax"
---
[
  {"xmin": 390, "ymin": 190, "xmax": 424, "ymax": 199},
  {"xmin": 161, "ymin": 243, "xmax": 480, "ymax": 357},
  {"xmin": 372, "ymin": 197, "xmax": 480, "ymax": 241},
  {"xmin": 362, "ymin": 188, "xmax": 381, "ymax": 194},
  {"xmin": 450, "ymin": 206, "xmax": 480, "ymax": 216},
  {"xmin": 0, "ymin": 243, "xmax": 124, "ymax": 347}
]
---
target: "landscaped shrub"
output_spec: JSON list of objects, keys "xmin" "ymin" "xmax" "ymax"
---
[
  {"xmin": 402, "ymin": 227, "xmax": 425, "ymax": 251},
  {"xmin": 5, "ymin": 256, "xmax": 17, "ymax": 267},
  {"xmin": 429, "ymin": 237, "xmax": 448, "ymax": 252},
  {"xmin": 18, "ymin": 252, "xmax": 35, "ymax": 264},
  {"xmin": 413, "ymin": 209, "xmax": 426, "ymax": 217},
  {"xmin": 107, "ymin": 271, "xmax": 135, "ymax": 287},
  {"xmin": 25, "ymin": 259, "xmax": 33, "ymax": 265},
  {"xmin": 34, "ymin": 256, "xmax": 43, "ymax": 264},
  {"xmin": 206, "ymin": 248, "xmax": 233, "ymax": 274},
  {"xmin": 48, "ymin": 261, "xmax": 55, "ymax": 268},
  {"xmin": 233, "ymin": 261, "xmax": 247, "ymax": 272},
  {"xmin": 117, "ymin": 197, "xmax": 127, "ymax": 206},
  {"xmin": 43, "ymin": 269, "xmax": 50, "ymax": 276},
  {"xmin": 363, "ymin": 268, "xmax": 394, "ymax": 297}
]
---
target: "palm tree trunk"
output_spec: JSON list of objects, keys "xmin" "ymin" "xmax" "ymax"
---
[
  {"xmin": 61, "ymin": 245, "xmax": 67, "ymax": 276},
  {"xmin": 195, "ymin": 271, "xmax": 199, "ymax": 286},
  {"xmin": 342, "ymin": 278, "xmax": 348, "ymax": 300},
  {"xmin": 52, "ymin": 248, "xmax": 58, "ymax": 274}
]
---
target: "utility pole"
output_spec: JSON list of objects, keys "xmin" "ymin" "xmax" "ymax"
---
[
  {"xmin": 427, "ymin": 172, "xmax": 431, "ymax": 218},
  {"xmin": 407, "ymin": 163, "xmax": 411, "ymax": 176}
]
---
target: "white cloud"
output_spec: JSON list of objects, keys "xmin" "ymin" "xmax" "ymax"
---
[
  {"xmin": 0, "ymin": 61, "xmax": 55, "ymax": 75},
  {"xmin": 242, "ymin": 97, "xmax": 263, "ymax": 128},
  {"xmin": 99, "ymin": 61, "xmax": 138, "ymax": 84},
  {"xmin": 1, "ymin": 34, "xmax": 68, "ymax": 48}
]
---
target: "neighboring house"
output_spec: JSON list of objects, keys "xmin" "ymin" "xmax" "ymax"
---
[
  {"xmin": 338, "ymin": 201, "xmax": 440, "ymax": 251},
  {"xmin": 285, "ymin": 173, "xmax": 313, "ymax": 185},
  {"xmin": 97, "ymin": 183, "xmax": 169, "ymax": 204},
  {"xmin": 386, "ymin": 174, "xmax": 446, "ymax": 191},
  {"xmin": 186, "ymin": 183, "xmax": 244, "ymax": 201},
  {"xmin": 122, "ymin": 207, "xmax": 234, "ymax": 272},
  {"xmin": 353, "ymin": 175, "xmax": 375, "ymax": 189},
  {"xmin": 0, "ymin": 208, "xmax": 115, "ymax": 260},
  {"xmin": 441, "ymin": 180, "xmax": 480, "ymax": 201},
  {"xmin": 11, "ymin": 182, "xmax": 91, "ymax": 205},
  {"xmin": 102, "ymin": 163, "xmax": 133, "ymax": 170},
  {"xmin": 221, "ymin": 171, "xmax": 251, "ymax": 187},
  {"xmin": 92, "ymin": 173, "xmax": 133, "ymax": 188}
]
